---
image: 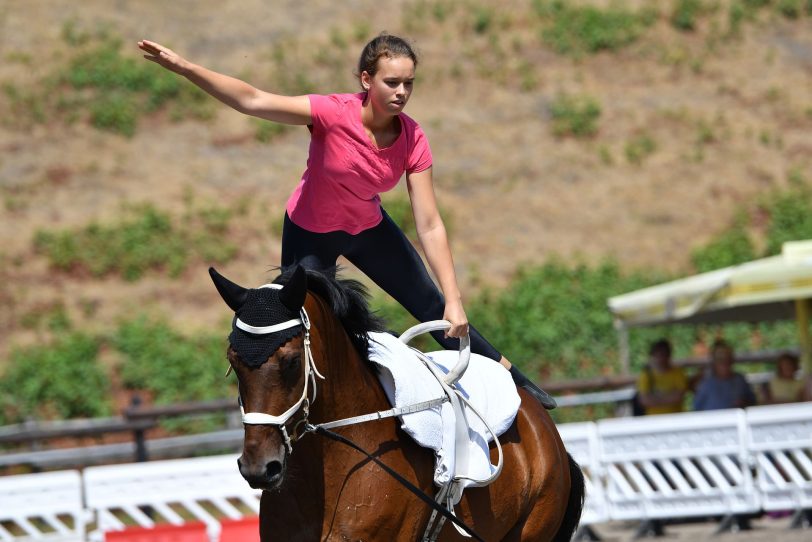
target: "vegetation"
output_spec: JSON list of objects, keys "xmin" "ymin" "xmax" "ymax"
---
[
  {"xmin": 253, "ymin": 118, "xmax": 290, "ymax": 143},
  {"xmin": 692, "ymin": 218, "xmax": 757, "ymax": 272},
  {"xmin": 34, "ymin": 202, "xmax": 237, "ymax": 281},
  {"xmin": 3, "ymin": 24, "xmax": 214, "ymax": 135},
  {"xmin": 113, "ymin": 318, "xmax": 234, "ymax": 411},
  {"xmin": 671, "ymin": 0, "xmax": 705, "ymax": 31},
  {"xmin": 0, "ymin": 333, "xmax": 111, "ymax": 425},
  {"xmin": 762, "ymin": 170, "xmax": 812, "ymax": 255},
  {"xmin": 624, "ymin": 134, "xmax": 658, "ymax": 165},
  {"xmin": 533, "ymin": 0, "xmax": 655, "ymax": 56},
  {"xmin": 550, "ymin": 94, "xmax": 602, "ymax": 138},
  {"xmin": 692, "ymin": 168, "xmax": 812, "ymax": 269}
]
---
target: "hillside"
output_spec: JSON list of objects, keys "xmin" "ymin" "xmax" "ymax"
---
[{"xmin": 2, "ymin": 0, "xmax": 812, "ymax": 367}]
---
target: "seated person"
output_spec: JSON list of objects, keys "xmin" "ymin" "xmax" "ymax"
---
[
  {"xmin": 693, "ymin": 340, "xmax": 756, "ymax": 411},
  {"xmin": 636, "ymin": 339, "xmax": 689, "ymax": 415},
  {"xmin": 760, "ymin": 352, "xmax": 805, "ymax": 404}
]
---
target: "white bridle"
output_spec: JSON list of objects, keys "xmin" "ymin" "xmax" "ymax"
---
[{"xmin": 236, "ymin": 283, "xmax": 324, "ymax": 453}]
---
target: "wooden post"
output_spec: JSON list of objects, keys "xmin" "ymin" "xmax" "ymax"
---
[
  {"xmin": 796, "ymin": 298, "xmax": 812, "ymax": 375},
  {"xmin": 128, "ymin": 395, "xmax": 149, "ymax": 463}
]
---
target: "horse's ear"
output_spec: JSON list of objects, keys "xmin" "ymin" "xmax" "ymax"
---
[
  {"xmin": 279, "ymin": 265, "xmax": 307, "ymax": 312},
  {"xmin": 209, "ymin": 267, "xmax": 248, "ymax": 312}
]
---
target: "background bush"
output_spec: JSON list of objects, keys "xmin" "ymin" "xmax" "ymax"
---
[
  {"xmin": 34, "ymin": 203, "xmax": 237, "ymax": 280},
  {"xmin": 113, "ymin": 317, "xmax": 235, "ymax": 432},
  {"xmin": 0, "ymin": 333, "xmax": 111, "ymax": 425}
]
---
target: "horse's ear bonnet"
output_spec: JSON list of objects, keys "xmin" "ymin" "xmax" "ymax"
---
[{"xmin": 209, "ymin": 267, "xmax": 307, "ymax": 367}]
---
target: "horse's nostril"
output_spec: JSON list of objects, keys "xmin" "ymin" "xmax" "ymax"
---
[{"xmin": 266, "ymin": 460, "xmax": 282, "ymax": 480}]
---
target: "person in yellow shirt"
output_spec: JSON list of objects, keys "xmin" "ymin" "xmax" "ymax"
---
[
  {"xmin": 761, "ymin": 352, "xmax": 805, "ymax": 404},
  {"xmin": 636, "ymin": 339, "xmax": 689, "ymax": 415}
]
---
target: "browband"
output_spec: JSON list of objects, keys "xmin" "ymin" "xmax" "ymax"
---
[{"xmin": 235, "ymin": 283, "xmax": 303, "ymax": 335}]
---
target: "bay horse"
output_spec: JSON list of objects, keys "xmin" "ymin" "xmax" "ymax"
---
[{"xmin": 210, "ymin": 265, "xmax": 584, "ymax": 541}]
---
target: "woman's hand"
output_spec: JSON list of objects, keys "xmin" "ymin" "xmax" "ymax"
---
[
  {"xmin": 137, "ymin": 39, "xmax": 190, "ymax": 75},
  {"xmin": 443, "ymin": 299, "xmax": 469, "ymax": 339}
]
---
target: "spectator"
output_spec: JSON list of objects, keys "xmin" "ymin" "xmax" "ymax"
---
[
  {"xmin": 636, "ymin": 339, "xmax": 689, "ymax": 415},
  {"xmin": 693, "ymin": 340, "xmax": 756, "ymax": 411},
  {"xmin": 761, "ymin": 353, "xmax": 805, "ymax": 404}
]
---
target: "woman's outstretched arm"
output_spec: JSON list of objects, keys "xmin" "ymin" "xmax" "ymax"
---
[{"xmin": 137, "ymin": 39, "xmax": 311, "ymax": 125}]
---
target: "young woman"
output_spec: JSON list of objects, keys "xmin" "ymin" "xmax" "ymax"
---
[{"xmin": 137, "ymin": 33, "xmax": 555, "ymax": 409}]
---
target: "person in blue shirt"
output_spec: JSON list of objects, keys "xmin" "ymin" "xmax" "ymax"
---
[{"xmin": 694, "ymin": 340, "xmax": 756, "ymax": 411}]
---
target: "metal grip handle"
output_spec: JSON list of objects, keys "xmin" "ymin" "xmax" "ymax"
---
[{"xmin": 398, "ymin": 320, "xmax": 472, "ymax": 386}]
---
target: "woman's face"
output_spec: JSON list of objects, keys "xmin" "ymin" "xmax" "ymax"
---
[{"xmin": 362, "ymin": 56, "xmax": 415, "ymax": 115}]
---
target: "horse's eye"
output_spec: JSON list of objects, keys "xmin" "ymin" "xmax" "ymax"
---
[{"xmin": 280, "ymin": 353, "xmax": 302, "ymax": 382}]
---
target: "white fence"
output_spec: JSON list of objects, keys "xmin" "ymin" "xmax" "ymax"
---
[
  {"xmin": 1, "ymin": 403, "xmax": 810, "ymax": 541},
  {"xmin": 0, "ymin": 455, "xmax": 259, "ymax": 542},
  {"xmin": 572, "ymin": 402, "xmax": 812, "ymax": 533},
  {"xmin": 83, "ymin": 454, "xmax": 261, "ymax": 542}
]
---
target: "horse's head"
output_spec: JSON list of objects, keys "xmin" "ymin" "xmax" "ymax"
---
[{"xmin": 209, "ymin": 265, "xmax": 310, "ymax": 491}]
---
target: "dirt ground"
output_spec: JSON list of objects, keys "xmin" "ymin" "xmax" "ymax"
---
[{"xmin": 1, "ymin": 1, "xmax": 812, "ymax": 360}]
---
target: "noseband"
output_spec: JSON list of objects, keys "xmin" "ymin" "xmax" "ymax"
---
[{"xmin": 236, "ymin": 283, "xmax": 324, "ymax": 454}]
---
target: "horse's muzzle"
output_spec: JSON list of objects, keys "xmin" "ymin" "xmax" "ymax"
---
[{"xmin": 237, "ymin": 455, "xmax": 285, "ymax": 490}]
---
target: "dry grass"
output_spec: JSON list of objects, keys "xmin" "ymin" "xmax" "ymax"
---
[{"xmin": 1, "ymin": 0, "xmax": 812, "ymax": 362}]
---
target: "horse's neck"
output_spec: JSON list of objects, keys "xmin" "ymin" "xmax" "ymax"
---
[{"xmin": 305, "ymin": 296, "xmax": 389, "ymax": 424}]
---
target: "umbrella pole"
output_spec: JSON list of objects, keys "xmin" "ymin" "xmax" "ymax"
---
[
  {"xmin": 795, "ymin": 298, "xmax": 812, "ymax": 375},
  {"xmin": 615, "ymin": 319, "xmax": 630, "ymax": 375}
]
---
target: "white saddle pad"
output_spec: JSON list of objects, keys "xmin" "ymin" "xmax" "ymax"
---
[{"xmin": 367, "ymin": 332, "xmax": 520, "ymax": 488}]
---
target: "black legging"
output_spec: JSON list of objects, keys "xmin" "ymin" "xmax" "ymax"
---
[{"xmin": 281, "ymin": 210, "xmax": 502, "ymax": 361}]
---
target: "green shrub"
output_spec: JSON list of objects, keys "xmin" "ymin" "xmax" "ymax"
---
[
  {"xmin": 34, "ymin": 203, "xmax": 237, "ymax": 280},
  {"xmin": 691, "ymin": 223, "xmax": 757, "ymax": 272},
  {"xmin": 763, "ymin": 173, "xmax": 812, "ymax": 255},
  {"xmin": 466, "ymin": 260, "xmax": 677, "ymax": 380},
  {"xmin": 550, "ymin": 94, "xmax": 601, "ymax": 138},
  {"xmin": 113, "ymin": 317, "xmax": 234, "ymax": 431},
  {"xmin": 777, "ymin": 0, "xmax": 804, "ymax": 18},
  {"xmin": 672, "ymin": 0, "xmax": 705, "ymax": 31},
  {"xmin": 90, "ymin": 91, "xmax": 138, "ymax": 136},
  {"xmin": 0, "ymin": 333, "xmax": 111, "ymax": 424},
  {"xmin": 537, "ymin": 2, "xmax": 651, "ymax": 55},
  {"xmin": 4, "ymin": 30, "xmax": 213, "ymax": 135},
  {"xmin": 625, "ymin": 134, "xmax": 657, "ymax": 164},
  {"xmin": 472, "ymin": 6, "xmax": 495, "ymax": 34},
  {"xmin": 253, "ymin": 118, "xmax": 290, "ymax": 143}
]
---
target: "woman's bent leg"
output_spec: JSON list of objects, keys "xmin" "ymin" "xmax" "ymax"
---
[{"xmin": 345, "ymin": 211, "xmax": 503, "ymax": 361}]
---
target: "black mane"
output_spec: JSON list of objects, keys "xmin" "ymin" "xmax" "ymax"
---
[{"xmin": 274, "ymin": 267, "xmax": 386, "ymax": 363}]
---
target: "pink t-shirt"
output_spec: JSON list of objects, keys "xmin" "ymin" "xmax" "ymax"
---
[{"xmin": 285, "ymin": 93, "xmax": 433, "ymax": 234}]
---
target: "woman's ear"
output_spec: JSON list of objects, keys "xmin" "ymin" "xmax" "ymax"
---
[{"xmin": 360, "ymin": 71, "xmax": 371, "ymax": 90}]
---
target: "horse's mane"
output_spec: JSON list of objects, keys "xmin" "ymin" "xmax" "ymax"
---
[{"xmin": 274, "ymin": 266, "xmax": 387, "ymax": 363}]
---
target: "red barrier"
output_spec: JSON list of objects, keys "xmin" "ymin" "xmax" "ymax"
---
[
  {"xmin": 105, "ymin": 522, "xmax": 209, "ymax": 542},
  {"xmin": 219, "ymin": 516, "xmax": 260, "ymax": 542}
]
